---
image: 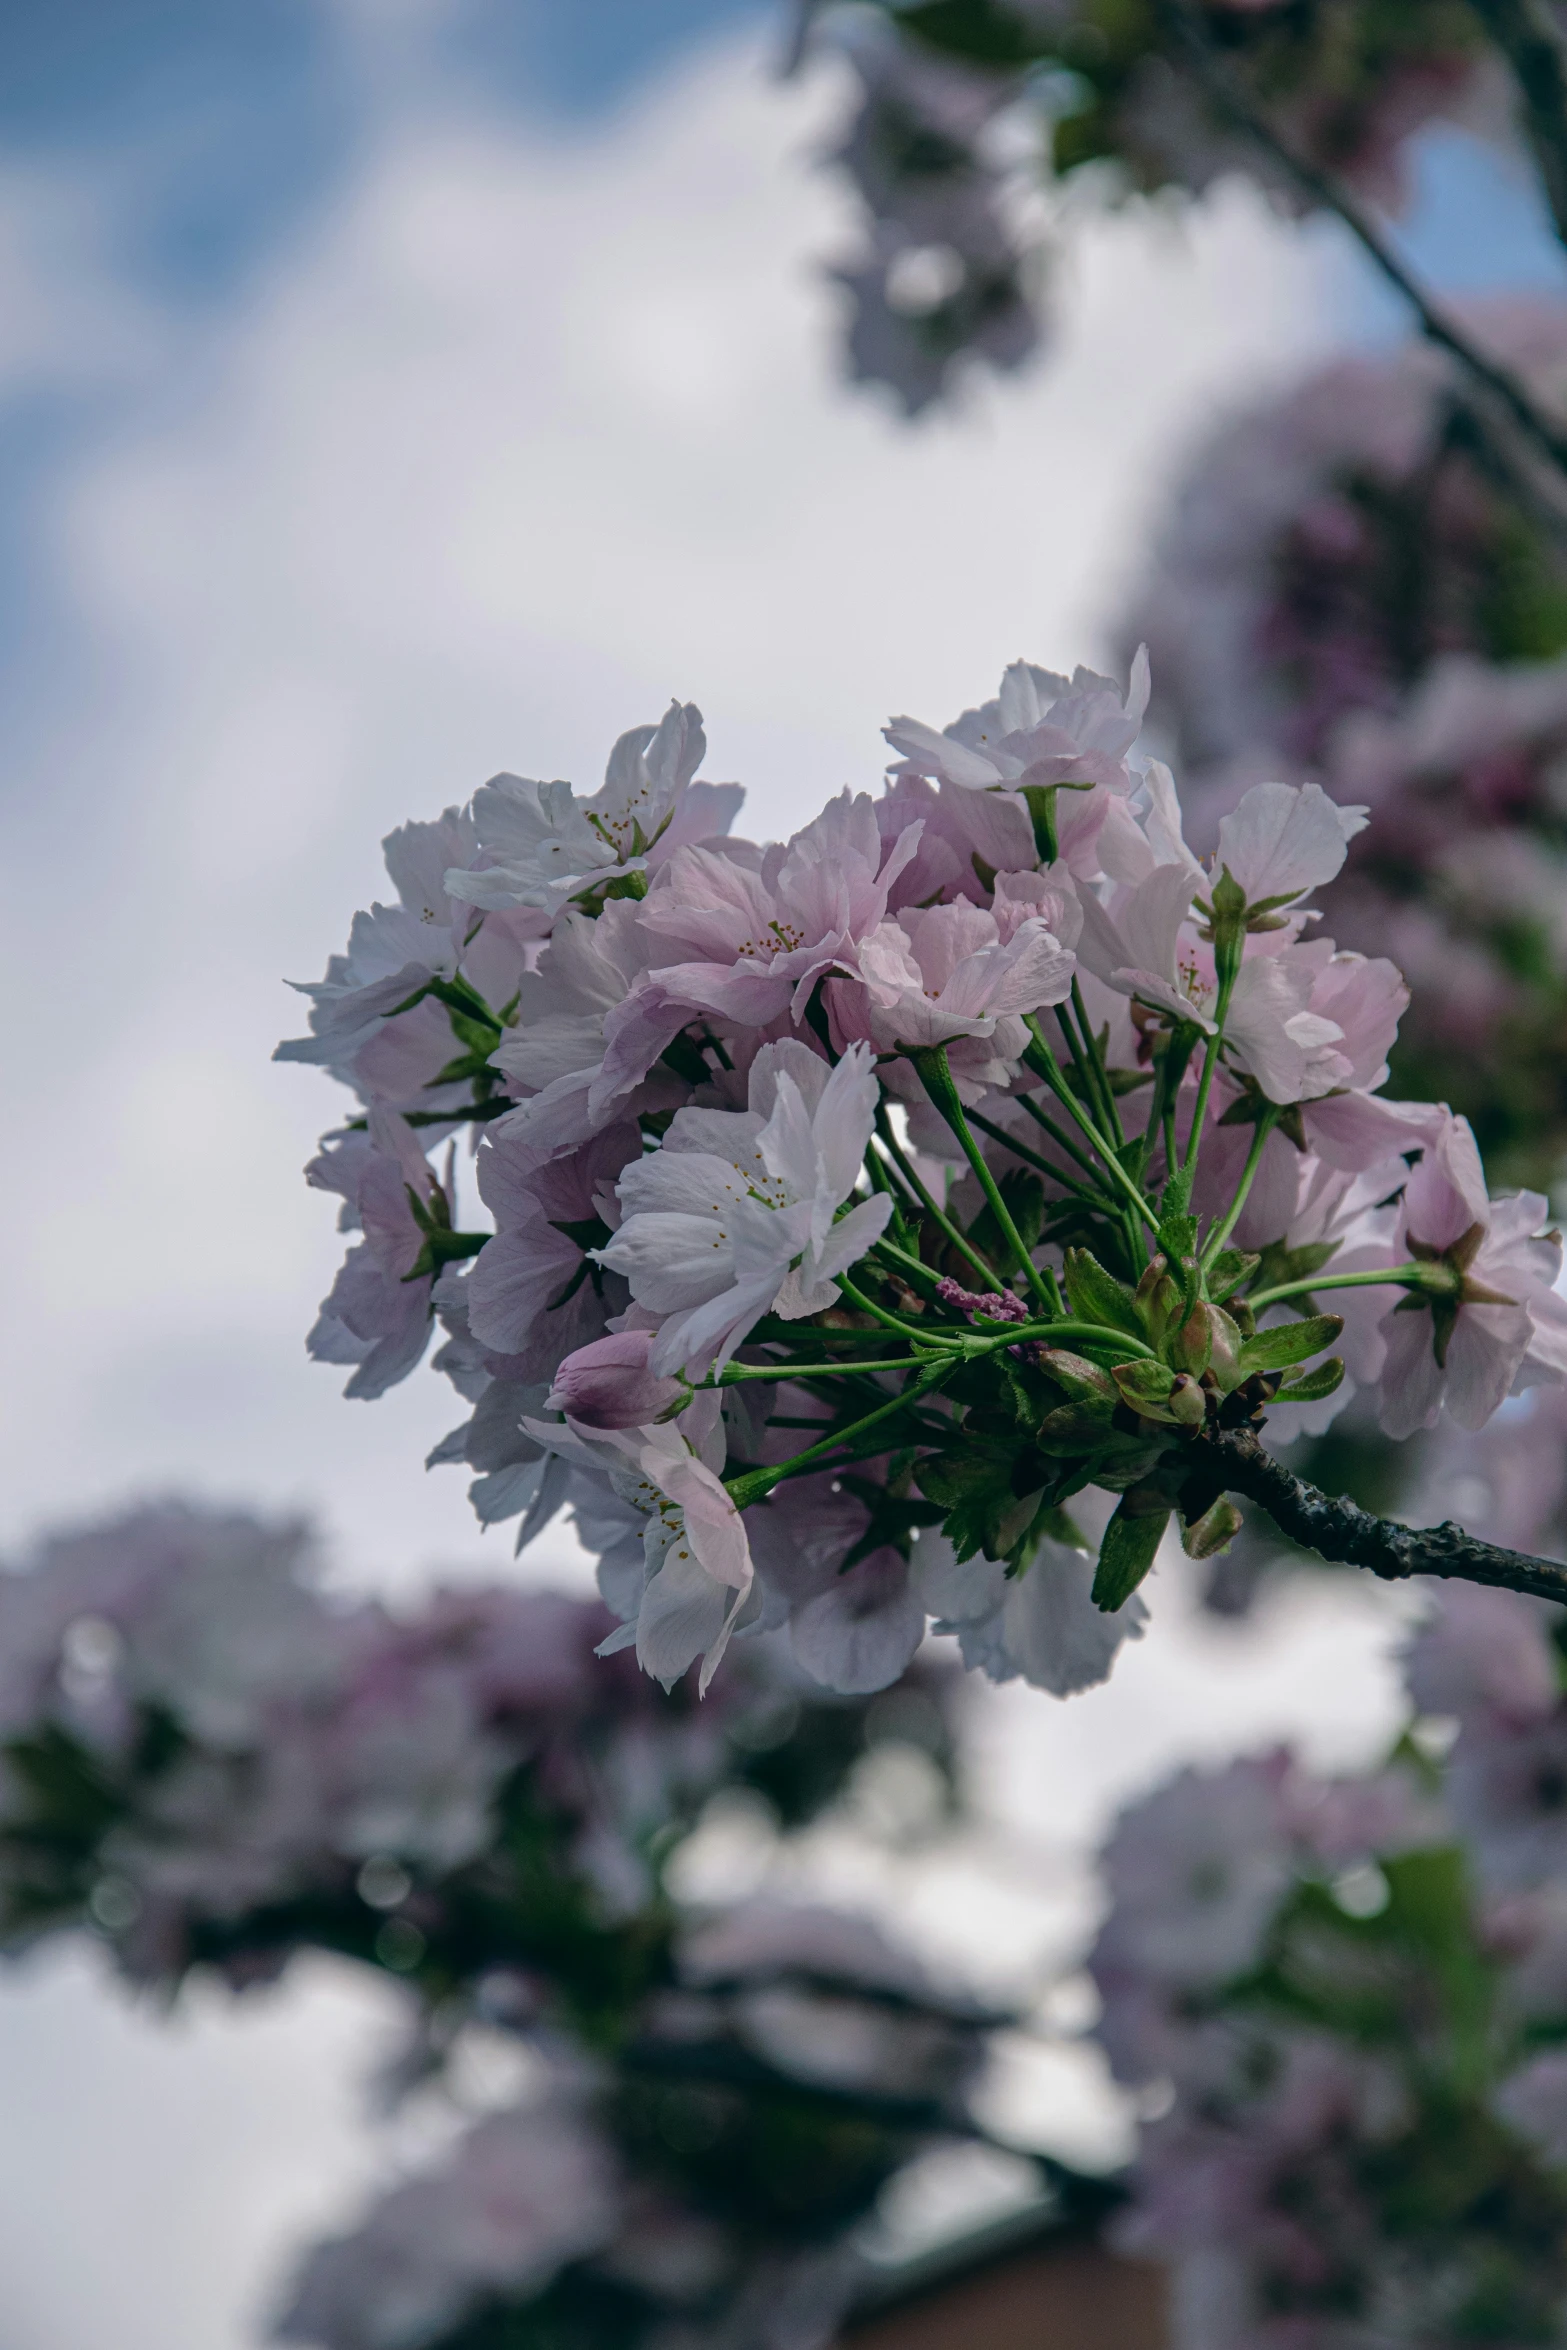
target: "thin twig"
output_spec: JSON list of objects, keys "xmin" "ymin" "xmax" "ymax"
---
[
  {"xmin": 1204, "ymin": 1425, "xmax": 1567, "ymax": 1607},
  {"xmin": 1155, "ymin": 0, "xmax": 1567, "ymax": 485},
  {"xmin": 1469, "ymin": 0, "xmax": 1567, "ymax": 254}
]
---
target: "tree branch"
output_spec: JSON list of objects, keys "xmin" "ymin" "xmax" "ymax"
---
[
  {"xmin": 1469, "ymin": 0, "xmax": 1567, "ymax": 255},
  {"xmin": 1153, "ymin": 0, "xmax": 1567, "ymax": 487},
  {"xmin": 1203, "ymin": 1425, "xmax": 1567, "ymax": 1606}
]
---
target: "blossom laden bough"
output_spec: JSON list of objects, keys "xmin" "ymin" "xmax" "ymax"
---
[{"xmin": 283, "ymin": 650, "xmax": 1567, "ymax": 1708}]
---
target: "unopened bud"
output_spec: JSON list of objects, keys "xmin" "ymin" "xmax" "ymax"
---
[{"xmin": 547, "ymin": 1331, "xmax": 686, "ymax": 1429}]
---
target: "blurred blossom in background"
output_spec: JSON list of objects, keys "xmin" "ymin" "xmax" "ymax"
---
[{"xmin": 4, "ymin": 4, "xmax": 1567, "ymax": 2346}]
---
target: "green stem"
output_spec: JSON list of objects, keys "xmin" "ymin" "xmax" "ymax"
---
[
  {"xmin": 873, "ymin": 1114, "xmax": 1005, "ymax": 1291},
  {"xmin": 913, "ymin": 1047, "xmax": 1055, "ymax": 1310},
  {"xmin": 1070, "ymin": 978, "xmax": 1124, "ymax": 1148},
  {"xmin": 1015, "ymin": 1093, "xmax": 1109, "ymax": 1189},
  {"xmin": 965, "ymin": 1108, "xmax": 1114, "ymax": 1214},
  {"xmin": 835, "ymin": 1275, "xmax": 935, "ymax": 1342},
  {"xmin": 725, "ymin": 1363, "xmax": 953, "ymax": 1510},
  {"xmin": 1167, "ymin": 964, "xmax": 1237, "ymax": 1215},
  {"xmin": 862, "ymin": 1140, "xmax": 912, "ymax": 1243},
  {"xmin": 870, "ymin": 1237, "xmax": 944, "ymax": 1298},
  {"xmin": 1023, "ymin": 1020, "xmax": 1161, "ymax": 1235},
  {"xmin": 1001, "ymin": 1318, "xmax": 1157, "ymax": 1362},
  {"xmin": 1247, "ymin": 1264, "xmax": 1445, "ymax": 1312},
  {"xmin": 706, "ymin": 1357, "xmax": 923, "ymax": 1386},
  {"xmin": 1200, "ymin": 1107, "xmax": 1279, "ymax": 1270},
  {"xmin": 1053, "ymin": 1002, "xmax": 1102, "ymax": 1138}
]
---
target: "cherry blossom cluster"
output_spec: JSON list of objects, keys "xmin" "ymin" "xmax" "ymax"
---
[
  {"xmin": 281, "ymin": 652, "xmax": 1567, "ymax": 1704},
  {"xmin": 1093, "ymin": 1577, "xmax": 1567, "ymax": 2348},
  {"xmin": 0, "ymin": 1500, "xmax": 1000, "ymax": 2350},
  {"xmin": 790, "ymin": 0, "xmax": 1500, "ymax": 409},
  {"xmin": 0, "ymin": 1497, "xmax": 773, "ymax": 1982},
  {"xmin": 1123, "ymin": 310, "xmax": 1567, "ymax": 1185}
]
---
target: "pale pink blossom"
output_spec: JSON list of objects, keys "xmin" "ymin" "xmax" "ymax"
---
[
  {"xmin": 915, "ymin": 1531, "xmax": 1147, "ymax": 1696},
  {"xmin": 525, "ymin": 1409, "xmax": 754, "ymax": 1692},
  {"xmin": 485, "ymin": 899, "xmax": 687, "ymax": 1157},
  {"xmin": 277, "ymin": 2094, "xmax": 621, "ymax": 2350},
  {"xmin": 1077, "ymin": 876, "xmax": 1348, "ymax": 1106},
  {"xmin": 547, "ymin": 1331, "xmax": 686, "ymax": 1431},
  {"xmin": 632, "ymin": 789, "xmax": 922, "ymax": 1023},
  {"xmin": 1403, "ymin": 1583, "xmax": 1559, "ymax": 1732},
  {"xmin": 825, "ymin": 898, "xmax": 1075, "ymax": 1099},
  {"xmin": 305, "ymin": 1111, "xmax": 444, "ymax": 1400},
  {"xmin": 464, "ymin": 1121, "xmax": 636, "ymax": 1381},
  {"xmin": 1493, "ymin": 2051, "xmax": 1567, "ymax": 2171},
  {"xmin": 1213, "ymin": 778, "xmax": 1367, "ymax": 909},
  {"xmin": 444, "ymin": 701, "xmax": 742, "ymax": 917},
  {"xmin": 744, "ymin": 1464, "xmax": 927, "ymax": 1694},
  {"xmin": 597, "ymin": 1041, "xmax": 892, "ymax": 1378},
  {"xmin": 1377, "ymin": 1112, "xmax": 1567, "ymax": 1438}
]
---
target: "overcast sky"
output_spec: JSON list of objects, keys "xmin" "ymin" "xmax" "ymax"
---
[{"xmin": 2, "ymin": 9, "xmax": 1565, "ymax": 2346}]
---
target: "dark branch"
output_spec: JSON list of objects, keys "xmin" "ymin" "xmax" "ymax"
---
[
  {"xmin": 1470, "ymin": 0, "xmax": 1567, "ymax": 256},
  {"xmin": 1153, "ymin": 0, "xmax": 1567, "ymax": 489},
  {"xmin": 1203, "ymin": 1425, "xmax": 1567, "ymax": 1607}
]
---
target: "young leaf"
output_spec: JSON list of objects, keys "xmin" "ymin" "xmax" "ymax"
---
[
  {"xmin": 1091, "ymin": 1497, "xmax": 1170, "ymax": 1612},
  {"xmin": 1034, "ymin": 1402, "xmax": 1117, "ymax": 1456},
  {"xmin": 1252, "ymin": 1236, "xmax": 1339, "ymax": 1302},
  {"xmin": 1238, "ymin": 1314, "xmax": 1345, "ymax": 1375},
  {"xmin": 1062, "ymin": 1247, "xmax": 1145, "ymax": 1340},
  {"xmin": 1168, "ymin": 1303, "xmax": 1213, "ymax": 1378},
  {"xmin": 1109, "ymin": 1359, "xmax": 1175, "ymax": 1411},
  {"xmin": 1276, "ymin": 1355, "xmax": 1346, "ymax": 1403},
  {"xmin": 1206, "ymin": 1249, "xmax": 1261, "ymax": 1304},
  {"xmin": 1032, "ymin": 1348, "xmax": 1118, "ymax": 1404},
  {"xmin": 1157, "ymin": 1212, "xmax": 1198, "ymax": 1266},
  {"xmin": 1180, "ymin": 1497, "xmax": 1244, "ymax": 1559},
  {"xmin": 1112, "ymin": 1361, "xmax": 1205, "ymax": 1427}
]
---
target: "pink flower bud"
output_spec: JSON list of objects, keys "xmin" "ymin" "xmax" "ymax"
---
[{"xmin": 547, "ymin": 1331, "xmax": 686, "ymax": 1430}]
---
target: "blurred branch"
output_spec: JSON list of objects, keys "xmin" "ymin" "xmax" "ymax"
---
[
  {"xmin": 1470, "ymin": 0, "xmax": 1567, "ymax": 254},
  {"xmin": 1152, "ymin": 0, "xmax": 1567, "ymax": 489},
  {"xmin": 1205, "ymin": 1425, "xmax": 1567, "ymax": 1605}
]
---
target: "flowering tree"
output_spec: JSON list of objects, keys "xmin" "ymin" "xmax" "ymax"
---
[
  {"xmin": 1119, "ymin": 311, "xmax": 1567, "ymax": 1193},
  {"xmin": 787, "ymin": 0, "xmax": 1567, "ymax": 498},
  {"xmin": 1092, "ymin": 1577, "xmax": 1567, "ymax": 2347},
  {"xmin": 0, "ymin": 1501, "xmax": 1042, "ymax": 2349},
  {"xmin": 280, "ymin": 661, "xmax": 1567, "ymax": 1711}
]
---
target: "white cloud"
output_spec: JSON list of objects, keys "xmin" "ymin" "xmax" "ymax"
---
[
  {"xmin": 2, "ymin": 31, "xmax": 1342, "ymax": 1590},
  {"xmin": 0, "ymin": 24, "xmax": 1375, "ymax": 2347}
]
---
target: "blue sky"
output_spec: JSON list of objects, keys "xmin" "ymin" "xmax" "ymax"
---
[{"xmin": 0, "ymin": 1, "xmax": 767, "ymax": 301}]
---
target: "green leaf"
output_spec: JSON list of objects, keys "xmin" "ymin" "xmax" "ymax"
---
[
  {"xmin": 1062, "ymin": 1247, "xmax": 1145, "ymax": 1340},
  {"xmin": 1092, "ymin": 1497, "xmax": 1170, "ymax": 1612},
  {"xmin": 1276, "ymin": 1356, "xmax": 1346, "ymax": 1403},
  {"xmin": 1111, "ymin": 1360, "xmax": 1204, "ymax": 1428},
  {"xmin": 1109, "ymin": 1359, "xmax": 1174, "ymax": 1411},
  {"xmin": 1034, "ymin": 1402, "xmax": 1117, "ymax": 1455},
  {"xmin": 1238, "ymin": 1314, "xmax": 1345, "ymax": 1375},
  {"xmin": 1252, "ymin": 1236, "xmax": 1339, "ymax": 1301},
  {"xmin": 968, "ymin": 1169, "xmax": 1045, "ymax": 1276},
  {"xmin": 1032, "ymin": 1348, "xmax": 1117, "ymax": 1404},
  {"xmin": 1157, "ymin": 1212, "xmax": 1198, "ymax": 1263},
  {"xmin": 916, "ymin": 1432, "xmax": 1028, "ymax": 1563},
  {"xmin": 896, "ymin": 0, "xmax": 1056, "ymax": 68},
  {"xmin": 1181, "ymin": 1497, "xmax": 1243, "ymax": 1559},
  {"xmin": 1168, "ymin": 1303, "xmax": 1213, "ymax": 1378},
  {"xmin": 1036, "ymin": 1503, "xmax": 1088, "ymax": 1553},
  {"xmin": 1206, "ymin": 1249, "xmax": 1261, "ymax": 1304}
]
